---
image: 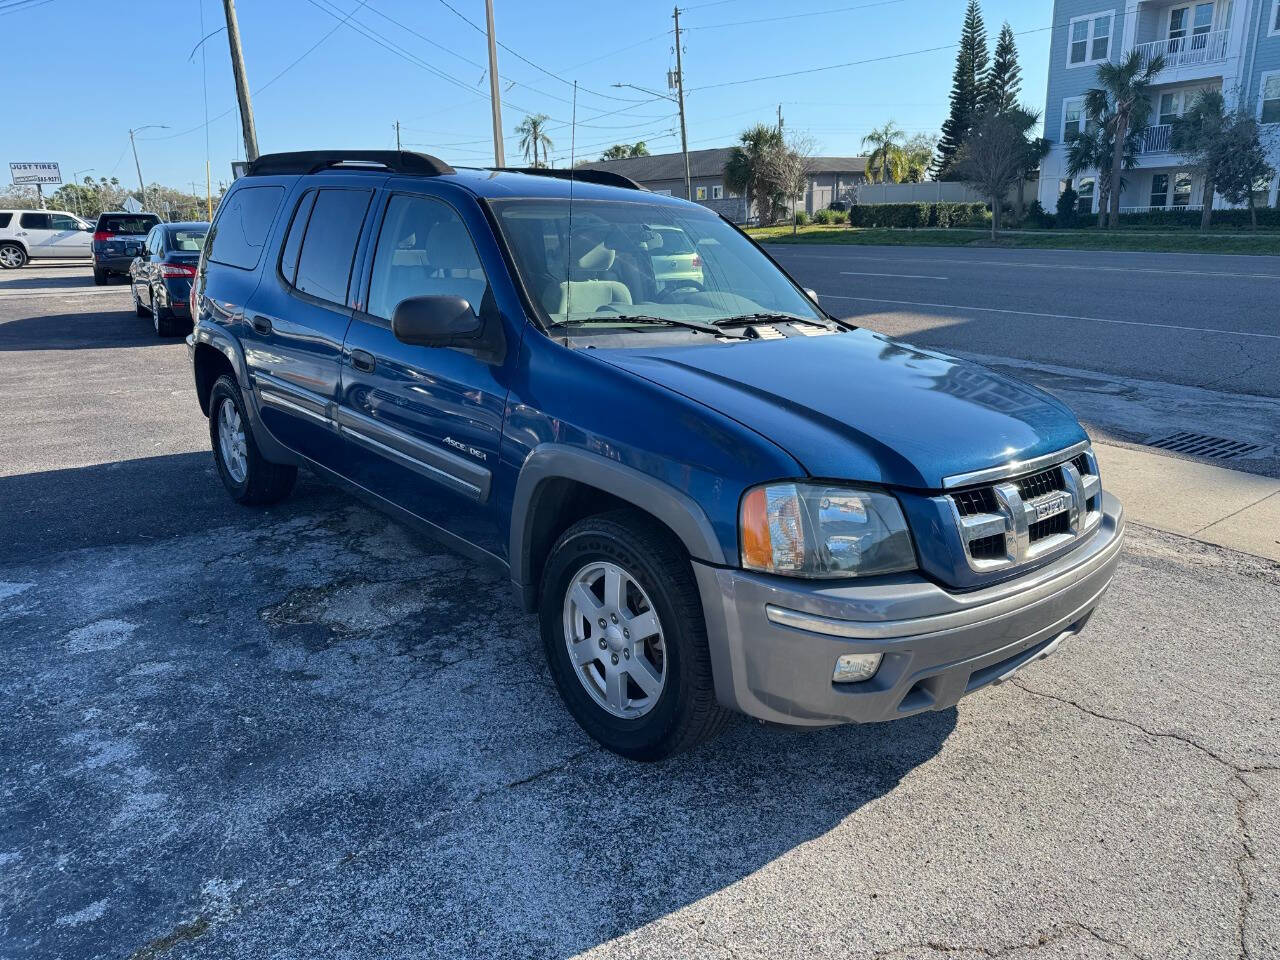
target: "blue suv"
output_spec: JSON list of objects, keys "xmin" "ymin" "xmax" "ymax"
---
[{"xmin": 189, "ymin": 150, "xmax": 1124, "ymax": 760}]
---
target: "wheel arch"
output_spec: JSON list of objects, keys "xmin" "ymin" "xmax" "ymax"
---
[{"xmin": 509, "ymin": 445, "xmax": 727, "ymax": 612}]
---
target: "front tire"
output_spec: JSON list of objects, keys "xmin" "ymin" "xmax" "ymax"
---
[
  {"xmin": 208, "ymin": 375, "xmax": 297, "ymax": 505},
  {"xmin": 0, "ymin": 243, "xmax": 27, "ymax": 269},
  {"xmin": 539, "ymin": 510, "xmax": 732, "ymax": 761}
]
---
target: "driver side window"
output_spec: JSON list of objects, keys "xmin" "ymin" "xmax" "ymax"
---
[{"xmin": 367, "ymin": 194, "xmax": 490, "ymax": 322}]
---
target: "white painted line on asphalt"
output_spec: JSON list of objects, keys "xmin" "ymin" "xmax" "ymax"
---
[
  {"xmin": 821, "ymin": 294, "xmax": 1280, "ymax": 341},
  {"xmin": 783, "ymin": 251, "xmax": 1280, "ymax": 280},
  {"xmin": 840, "ymin": 271, "xmax": 949, "ymax": 280},
  {"xmin": 0, "ymin": 289, "xmax": 126, "ymax": 301}
]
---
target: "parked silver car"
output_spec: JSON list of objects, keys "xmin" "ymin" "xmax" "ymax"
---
[{"xmin": 0, "ymin": 209, "xmax": 94, "ymax": 269}]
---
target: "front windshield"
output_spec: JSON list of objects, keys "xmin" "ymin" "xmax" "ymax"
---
[{"xmin": 491, "ymin": 198, "xmax": 824, "ymax": 328}]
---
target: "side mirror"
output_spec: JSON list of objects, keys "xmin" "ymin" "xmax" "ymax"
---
[
  {"xmin": 391, "ymin": 294, "xmax": 505, "ymax": 363},
  {"xmin": 392, "ymin": 295, "xmax": 483, "ymax": 347}
]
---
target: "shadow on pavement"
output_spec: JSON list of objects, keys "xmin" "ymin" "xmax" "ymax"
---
[
  {"xmin": 0, "ymin": 451, "xmax": 340, "ymax": 564},
  {"xmin": 0, "ymin": 306, "xmax": 184, "ymax": 351},
  {"xmin": 0, "ymin": 265, "xmax": 100, "ymax": 290}
]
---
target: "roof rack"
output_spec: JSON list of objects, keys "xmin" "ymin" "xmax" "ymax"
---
[
  {"xmin": 498, "ymin": 166, "xmax": 645, "ymax": 191},
  {"xmin": 246, "ymin": 150, "xmax": 455, "ymax": 178}
]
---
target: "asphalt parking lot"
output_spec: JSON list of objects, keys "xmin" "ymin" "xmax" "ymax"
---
[{"xmin": 2, "ymin": 258, "xmax": 1278, "ymax": 960}]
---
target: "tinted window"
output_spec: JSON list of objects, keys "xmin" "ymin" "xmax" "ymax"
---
[
  {"xmin": 97, "ymin": 214, "xmax": 161, "ymax": 234},
  {"xmin": 293, "ymin": 188, "xmax": 371, "ymax": 305},
  {"xmin": 49, "ymin": 214, "xmax": 80, "ymax": 231},
  {"xmin": 366, "ymin": 194, "xmax": 490, "ymax": 322},
  {"xmin": 278, "ymin": 192, "xmax": 317, "ymax": 285},
  {"xmin": 0, "ymin": 213, "xmax": 11, "ymax": 228},
  {"xmin": 20, "ymin": 213, "xmax": 51, "ymax": 230},
  {"xmin": 206, "ymin": 185, "xmax": 284, "ymax": 270}
]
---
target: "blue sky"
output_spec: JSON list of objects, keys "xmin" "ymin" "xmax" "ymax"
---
[{"xmin": 4, "ymin": 0, "xmax": 1052, "ymax": 193}]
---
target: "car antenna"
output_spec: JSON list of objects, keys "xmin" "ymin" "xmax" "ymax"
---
[{"xmin": 564, "ymin": 81, "xmax": 577, "ymax": 324}]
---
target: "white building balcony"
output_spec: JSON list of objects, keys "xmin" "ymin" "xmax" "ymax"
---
[
  {"xmin": 1139, "ymin": 123, "xmax": 1173, "ymax": 154},
  {"xmin": 1134, "ymin": 29, "xmax": 1230, "ymax": 72}
]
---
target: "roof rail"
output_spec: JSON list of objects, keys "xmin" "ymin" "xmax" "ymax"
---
[
  {"xmin": 498, "ymin": 166, "xmax": 645, "ymax": 191},
  {"xmin": 246, "ymin": 150, "xmax": 455, "ymax": 178}
]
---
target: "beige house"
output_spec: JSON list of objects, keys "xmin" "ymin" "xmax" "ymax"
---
[{"xmin": 575, "ymin": 148, "xmax": 868, "ymax": 222}]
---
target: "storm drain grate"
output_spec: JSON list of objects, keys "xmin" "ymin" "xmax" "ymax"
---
[{"xmin": 1146, "ymin": 432, "xmax": 1266, "ymax": 461}]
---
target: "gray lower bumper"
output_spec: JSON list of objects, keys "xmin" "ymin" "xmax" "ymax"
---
[{"xmin": 694, "ymin": 492, "xmax": 1125, "ymax": 727}]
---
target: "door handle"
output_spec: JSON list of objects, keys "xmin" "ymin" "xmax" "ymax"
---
[
  {"xmin": 350, "ymin": 349, "xmax": 376, "ymax": 373},
  {"xmin": 250, "ymin": 315, "xmax": 273, "ymax": 335}
]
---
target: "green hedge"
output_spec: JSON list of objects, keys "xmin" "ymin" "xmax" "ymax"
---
[
  {"xmin": 1114, "ymin": 207, "xmax": 1280, "ymax": 230},
  {"xmin": 847, "ymin": 202, "xmax": 990, "ymax": 228}
]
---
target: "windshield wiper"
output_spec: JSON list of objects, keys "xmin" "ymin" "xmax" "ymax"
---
[
  {"xmin": 711, "ymin": 312, "xmax": 833, "ymax": 329},
  {"xmin": 553, "ymin": 314, "xmax": 725, "ymax": 336}
]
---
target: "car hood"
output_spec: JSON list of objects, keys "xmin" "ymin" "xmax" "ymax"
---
[{"xmin": 594, "ymin": 328, "xmax": 1087, "ymax": 490}]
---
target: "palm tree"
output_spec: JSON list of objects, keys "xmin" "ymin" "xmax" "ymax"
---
[
  {"xmin": 516, "ymin": 114, "xmax": 553, "ymax": 168},
  {"xmin": 1170, "ymin": 89, "xmax": 1228, "ymax": 229},
  {"xmin": 723, "ymin": 123, "xmax": 783, "ymax": 224},
  {"xmin": 861, "ymin": 121, "xmax": 904, "ymax": 184},
  {"xmin": 1091, "ymin": 50, "xmax": 1165, "ymax": 227}
]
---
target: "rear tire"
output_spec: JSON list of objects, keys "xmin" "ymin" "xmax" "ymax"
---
[
  {"xmin": 153, "ymin": 295, "xmax": 176, "ymax": 337},
  {"xmin": 0, "ymin": 243, "xmax": 26, "ymax": 269},
  {"xmin": 539, "ymin": 510, "xmax": 732, "ymax": 761},
  {"xmin": 208, "ymin": 375, "xmax": 297, "ymax": 506},
  {"xmin": 92, "ymin": 268, "xmax": 106, "ymax": 285}
]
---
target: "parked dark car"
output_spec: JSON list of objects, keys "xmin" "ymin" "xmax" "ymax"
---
[
  {"xmin": 92, "ymin": 212, "xmax": 161, "ymax": 284},
  {"xmin": 129, "ymin": 222, "xmax": 209, "ymax": 336},
  {"xmin": 188, "ymin": 150, "xmax": 1123, "ymax": 761}
]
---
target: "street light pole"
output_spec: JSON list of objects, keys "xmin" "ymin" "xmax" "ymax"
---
[
  {"xmin": 484, "ymin": 0, "xmax": 505, "ymax": 167},
  {"xmin": 128, "ymin": 126, "xmax": 169, "ymax": 214},
  {"xmin": 71, "ymin": 168, "xmax": 95, "ymax": 219},
  {"xmin": 612, "ymin": 80, "xmax": 691, "ymax": 202}
]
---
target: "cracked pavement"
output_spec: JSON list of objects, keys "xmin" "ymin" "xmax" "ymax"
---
[{"xmin": 2, "ymin": 264, "xmax": 1278, "ymax": 959}]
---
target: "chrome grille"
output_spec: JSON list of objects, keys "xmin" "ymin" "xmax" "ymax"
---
[{"xmin": 944, "ymin": 445, "xmax": 1102, "ymax": 572}]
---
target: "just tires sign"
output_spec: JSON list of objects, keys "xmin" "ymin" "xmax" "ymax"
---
[{"xmin": 9, "ymin": 162, "xmax": 62, "ymax": 186}]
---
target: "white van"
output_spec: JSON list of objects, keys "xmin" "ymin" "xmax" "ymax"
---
[{"xmin": 0, "ymin": 210, "xmax": 94, "ymax": 269}]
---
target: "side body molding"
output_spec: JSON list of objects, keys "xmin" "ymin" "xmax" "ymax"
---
[{"xmin": 509, "ymin": 444, "xmax": 728, "ymax": 610}]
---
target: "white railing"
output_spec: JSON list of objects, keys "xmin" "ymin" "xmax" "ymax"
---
[
  {"xmin": 1134, "ymin": 29, "xmax": 1230, "ymax": 70},
  {"xmin": 1119, "ymin": 204, "xmax": 1204, "ymax": 213},
  {"xmin": 1141, "ymin": 124, "xmax": 1173, "ymax": 153}
]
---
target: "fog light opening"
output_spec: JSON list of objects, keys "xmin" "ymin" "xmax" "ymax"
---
[{"xmin": 833, "ymin": 653, "xmax": 882, "ymax": 684}]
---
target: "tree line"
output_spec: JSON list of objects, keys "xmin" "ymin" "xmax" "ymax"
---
[{"xmin": 0, "ymin": 176, "xmax": 222, "ymax": 222}]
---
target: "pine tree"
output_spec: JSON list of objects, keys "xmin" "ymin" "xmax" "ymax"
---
[
  {"xmin": 981, "ymin": 22, "xmax": 1022, "ymax": 114},
  {"xmin": 935, "ymin": 0, "xmax": 990, "ymax": 180}
]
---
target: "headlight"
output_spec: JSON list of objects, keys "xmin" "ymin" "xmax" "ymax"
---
[{"xmin": 739, "ymin": 482, "xmax": 915, "ymax": 578}]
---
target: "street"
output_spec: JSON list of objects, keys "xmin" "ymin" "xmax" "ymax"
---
[{"xmin": 2, "ymin": 257, "xmax": 1278, "ymax": 960}]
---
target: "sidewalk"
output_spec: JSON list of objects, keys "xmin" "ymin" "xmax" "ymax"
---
[{"xmin": 1095, "ymin": 441, "xmax": 1280, "ymax": 562}]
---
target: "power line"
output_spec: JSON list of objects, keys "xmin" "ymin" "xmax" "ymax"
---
[
  {"xmin": 0, "ymin": 0, "xmax": 53, "ymax": 16},
  {"xmin": 431, "ymin": 0, "xmax": 649, "ymax": 104}
]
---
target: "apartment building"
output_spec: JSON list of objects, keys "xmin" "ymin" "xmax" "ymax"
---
[{"xmin": 1039, "ymin": 0, "xmax": 1280, "ymax": 214}]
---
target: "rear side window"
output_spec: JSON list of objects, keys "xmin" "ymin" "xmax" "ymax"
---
[
  {"xmin": 292, "ymin": 188, "xmax": 371, "ymax": 306},
  {"xmin": 20, "ymin": 213, "xmax": 51, "ymax": 230},
  {"xmin": 278, "ymin": 192, "xmax": 317, "ymax": 285},
  {"xmin": 0, "ymin": 213, "xmax": 11, "ymax": 228},
  {"xmin": 207, "ymin": 185, "xmax": 284, "ymax": 270},
  {"xmin": 97, "ymin": 215, "xmax": 160, "ymax": 234}
]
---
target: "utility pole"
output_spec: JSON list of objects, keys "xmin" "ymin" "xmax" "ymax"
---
[
  {"xmin": 672, "ymin": 6, "xmax": 691, "ymax": 201},
  {"xmin": 222, "ymin": 0, "xmax": 259, "ymax": 162},
  {"xmin": 777, "ymin": 103, "xmax": 783, "ymax": 134},
  {"xmin": 129, "ymin": 129, "xmax": 147, "ymax": 213},
  {"xmin": 394, "ymin": 120, "xmax": 402, "ymax": 151},
  {"xmin": 484, "ymin": 0, "xmax": 505, "ymax": 167}
]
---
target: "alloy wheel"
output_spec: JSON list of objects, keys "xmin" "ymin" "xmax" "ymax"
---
[
  {"xmin": 217, "ymin": 398, "xmax": 248, "ymax": 484},
  {"xmin": 0, "ymin": 245, "xmax": 24, "ymax": 269},
  {"xmin": 562, "ymin": 560, "xmax": 667, "ymax": 719}
]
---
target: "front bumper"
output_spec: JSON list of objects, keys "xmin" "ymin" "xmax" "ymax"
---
[{"xmin": 694, "ymin": 492, "xmax": 1124, "ymax": 726}]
